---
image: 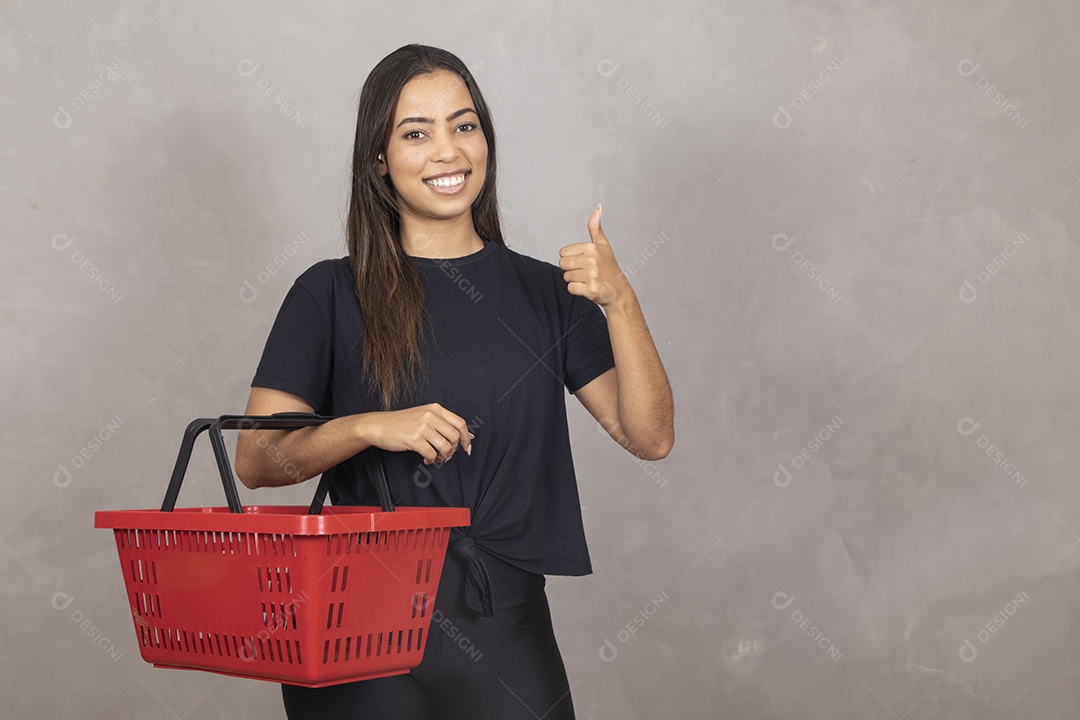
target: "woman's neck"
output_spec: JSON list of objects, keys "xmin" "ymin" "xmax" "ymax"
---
[{"xmin": 400, "ymin": 212, "xmax": 484, "ymax": 259}]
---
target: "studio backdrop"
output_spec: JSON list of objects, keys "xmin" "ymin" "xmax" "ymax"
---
[{"xmin": 3, "ymin": 1, "xmax": 1078, "ymax": 718}]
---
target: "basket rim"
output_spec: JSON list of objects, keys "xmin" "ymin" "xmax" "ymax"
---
[{"xmin": 94, "ymin": 504, "xmax": 470, "ymax": 534}]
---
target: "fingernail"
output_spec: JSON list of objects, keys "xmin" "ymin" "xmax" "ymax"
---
[
  {"xmin": 597, "ymin": 202, "xmax": 602, "ymax": 219},
  {"xmin": 468, "ymin": 432, "xmax": 475, "ymax": 439},
  {"xmin": 465, "ymin": 444, "xmax": 472, "ymax": 456}
]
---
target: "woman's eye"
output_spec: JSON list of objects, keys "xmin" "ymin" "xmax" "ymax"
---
[{"xmin": 402, "ymin": 123, "xmax": 477, "ymax": 141}]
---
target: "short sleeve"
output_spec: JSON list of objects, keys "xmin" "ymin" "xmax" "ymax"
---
[
  {"xmin": 250, "ymin": 279, "xmax": 332, "ymax": 410},
  {"xmin": 562, "ymin": 290, "xmax": 615, "ymax": 394}
]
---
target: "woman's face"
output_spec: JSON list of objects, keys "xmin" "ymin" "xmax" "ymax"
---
[{"xmin": 378, "ymin": 69, "xmax": 488, "ymax": 226}]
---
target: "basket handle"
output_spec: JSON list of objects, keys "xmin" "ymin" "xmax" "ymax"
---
[{"xmin": 159, "ymin": 412, "xmax": 394, "ymax": 514}]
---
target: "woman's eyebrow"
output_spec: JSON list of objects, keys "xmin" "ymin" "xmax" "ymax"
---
[{"xmin": 396, "ymin": 107, "xmax": 477, "ymax": 128}]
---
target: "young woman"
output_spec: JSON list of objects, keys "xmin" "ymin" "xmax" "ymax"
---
[{"xmin": 236, "ymin": 43, "xmax": 673, "ymax": 720}]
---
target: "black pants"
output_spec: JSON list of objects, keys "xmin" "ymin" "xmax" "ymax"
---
[{"xmin": 281, "ymin": 589, "xmax": 576, "ymax": 720}]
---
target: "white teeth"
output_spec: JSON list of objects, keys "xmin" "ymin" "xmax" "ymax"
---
[{"xmin": 425, "ymin": 173, "xmax": 466, "ymax": 188}]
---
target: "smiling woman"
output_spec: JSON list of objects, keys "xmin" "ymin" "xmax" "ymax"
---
[
  {"xmin": 376, "ymin": 69, "xmax": 489, "ymax": 257},
  {"xmin": 235, "ymin": 42, "xmax": 673, "ymax": 720}
]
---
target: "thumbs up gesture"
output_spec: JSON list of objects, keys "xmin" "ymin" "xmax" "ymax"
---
[{"xmin": 558, "ymin": 203, "xmax": 629, "ymax": 310}]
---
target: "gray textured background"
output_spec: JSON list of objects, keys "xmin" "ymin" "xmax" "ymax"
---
[{"xmin": 5, "ymin": 1, "xmax": 1079, "ymax": 718}]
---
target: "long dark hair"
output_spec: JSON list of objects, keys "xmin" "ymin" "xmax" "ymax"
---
[{"xmin": 347, "ymin": 44, "xmax": 505, "ymax": 410}]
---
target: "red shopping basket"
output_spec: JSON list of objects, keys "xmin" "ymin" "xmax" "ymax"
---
[{"xmin": 94, "ymin": 413, "xmax": 470, "ymax": 687}]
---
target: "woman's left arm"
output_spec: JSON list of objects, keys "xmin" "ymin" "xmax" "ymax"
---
[{"xmin": 559, "ymin": 204, "xmax": 675, "ymax": 461}]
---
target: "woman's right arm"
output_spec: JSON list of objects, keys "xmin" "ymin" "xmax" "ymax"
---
[
  {"xmin": 234, "ymin": 386, "xmax": 474, "ymax": 489},
  {"xmin": 234, "ymin": 386, "xmax": 376, "ymax": 489}
]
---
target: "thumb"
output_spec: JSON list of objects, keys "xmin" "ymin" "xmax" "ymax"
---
[{"xmin": 588, "ymin": 203, "xmax": 610, "ymax": 245}]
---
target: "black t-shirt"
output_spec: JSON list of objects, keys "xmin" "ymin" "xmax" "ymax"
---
[{"xmin": 250, "ymin": 240, "xmax": 615, "ymax": 616}]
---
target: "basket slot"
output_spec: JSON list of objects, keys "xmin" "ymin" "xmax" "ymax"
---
[
  {"xmin": 417, "ymin": 592, "xmax": 430, "ymax": 618},
  {"xmin": 324, "ymin": 601, "xmax": 345, "ymax": 629}
]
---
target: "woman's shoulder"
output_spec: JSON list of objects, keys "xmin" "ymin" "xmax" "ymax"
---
[
  {"xmin": 498, "ymin": 243, "xmax": 562, "ymax": 284},
  {"xmin": 293, "ymin": 256, "xmax": 353, "ymax": 290}
]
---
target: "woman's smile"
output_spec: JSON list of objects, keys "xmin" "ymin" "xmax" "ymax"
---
[{"xmin": 423, "ymin": 170, "xmax": 470, "ymax": 195}]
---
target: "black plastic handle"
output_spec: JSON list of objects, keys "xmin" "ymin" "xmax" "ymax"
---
[{"xmin": 159, "ymin": 412, "xmax": 394, "ymax": 514}]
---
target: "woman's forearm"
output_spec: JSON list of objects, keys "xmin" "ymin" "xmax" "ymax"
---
[
  {"xmin": 235, "ymin": 414, "xmax": 375, "ymax": 488},
  {"xmin": 605, "ymin": 286, "xmax": 675, "ymax": 458}
]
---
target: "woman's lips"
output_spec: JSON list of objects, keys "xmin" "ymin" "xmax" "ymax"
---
[{"xmin": 424, "ymin": 171, "xmax": 469, "ymax": 195}]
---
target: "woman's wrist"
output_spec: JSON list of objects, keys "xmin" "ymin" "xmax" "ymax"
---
[{"xmin": 350, "ymin": 411, "xmax": 378, "ymax": 452}]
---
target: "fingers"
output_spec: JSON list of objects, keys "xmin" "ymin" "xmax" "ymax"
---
[{"xmin": 419, "ymin": 404, "xmax": 473, "ymax": 465}]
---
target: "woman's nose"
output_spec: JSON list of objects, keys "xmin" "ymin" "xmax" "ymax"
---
[{"xmin": 430, "ymin": 130, "xmax": 460, "ymax": 160}]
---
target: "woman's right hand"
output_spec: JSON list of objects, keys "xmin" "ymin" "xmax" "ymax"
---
[{"xmin": 363, "ymin": 403, "xmax": 474, "ymax": 465}]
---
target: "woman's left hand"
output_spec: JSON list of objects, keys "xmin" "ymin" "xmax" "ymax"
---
[{"xmin": 558, "ymin": 204, "xmax": 632, "ymax": 310}]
